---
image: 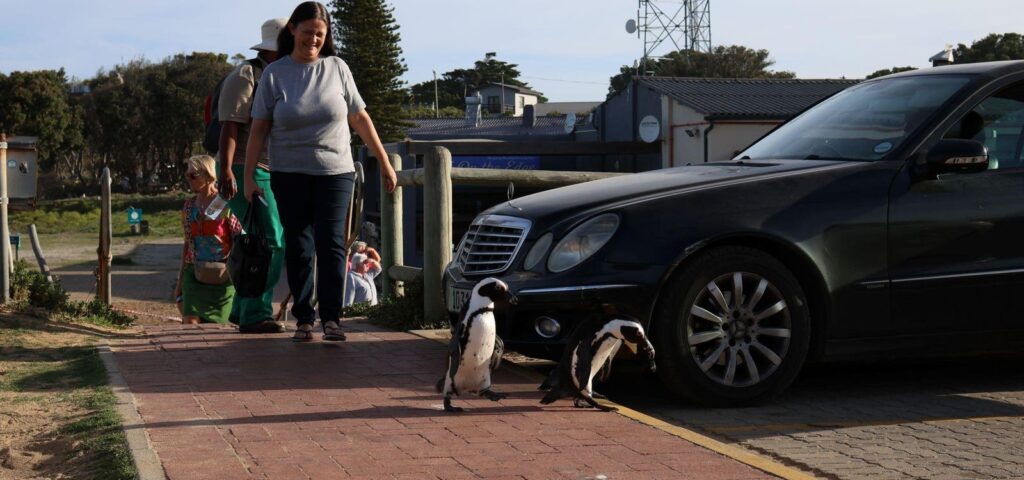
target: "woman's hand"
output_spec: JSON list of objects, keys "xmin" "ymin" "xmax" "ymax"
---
[
  {"xmin": 244, "ymin": 176, "xmax": 263, "ymax": 202},
  {"xmin": 380, "ymin": 161, "xmax": 397, "ymax": 193},
  {"xmin": 219, "ymin": 169, "xmax": 237, "ymax": 200}
]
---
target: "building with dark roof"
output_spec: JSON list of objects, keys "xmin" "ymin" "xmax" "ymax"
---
[
  {"xmin": 473, "ymin": 83, "xmax": 543, "ymax": 116},
  {"xmin": 585, "ymin": 76, "xmax": 859, "ymax": 167},
  {"xmin": 404, "ymin": 116, "xmax": 572, "ymax": 141}
]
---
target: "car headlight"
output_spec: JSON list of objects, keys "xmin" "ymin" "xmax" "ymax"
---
[
  {"xmin": 523, "ymin": 232, "xmax": 553, "ymax": 270},
  {"xmin": 547, "ymin": 213, "xmax": 620, "ymax": 273}
]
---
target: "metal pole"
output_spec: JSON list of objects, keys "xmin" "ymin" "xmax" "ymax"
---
[
  {"xmin": 0, "ymin": 133, "xmax": 9, "ymax": 303},
  {"xmin": 98, "ymin": 167, "xmax": 112, "ymax": 305}
]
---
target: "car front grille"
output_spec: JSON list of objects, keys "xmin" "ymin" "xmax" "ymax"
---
[{"xmin": 455, "ymin": 215, "xmax": 531, "ymax": 275}]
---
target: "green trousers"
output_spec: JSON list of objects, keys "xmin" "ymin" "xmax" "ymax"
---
[{"xmin": 226, "ymin": 164, "xmax": 284, "ymax": 325}]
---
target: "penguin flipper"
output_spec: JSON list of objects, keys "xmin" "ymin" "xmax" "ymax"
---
[
  {"xmin": 489, "ymin": 335, "xmax": 504, "ymax": 372},
  {"xmin": 597, "ymin": 355, "xmax": 615, "ymax": 382},
  {"xmin": 440, "ymin": 322, "xmax": 464, "ymax": 393}
]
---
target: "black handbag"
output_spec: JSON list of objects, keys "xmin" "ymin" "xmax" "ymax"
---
[{"xmin": 228, "ymin": 194, "xmax": 271, "ymax": 298}]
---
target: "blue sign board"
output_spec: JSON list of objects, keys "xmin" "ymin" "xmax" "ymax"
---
[
  {"xmin": 127, "ymin": 207, "xmax": 143, "ymax": 225},
  {"xmin": 453, "ymin": 156, "xmax": 540, "ymax": 170}
]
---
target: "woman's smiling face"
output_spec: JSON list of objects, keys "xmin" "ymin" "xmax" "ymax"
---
[{"xmin": 290, "ymin": 18, "xmax": 328, "ymax": 62}]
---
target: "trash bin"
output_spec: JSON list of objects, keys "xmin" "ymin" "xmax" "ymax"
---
[{"xmin": 140, "ymin": 220, "xmax": 150, "ymax": 235}]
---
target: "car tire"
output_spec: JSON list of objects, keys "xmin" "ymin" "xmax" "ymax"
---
[{"xmin": 654, "ymin": 246, "xmax": 811, "ymax": 406}]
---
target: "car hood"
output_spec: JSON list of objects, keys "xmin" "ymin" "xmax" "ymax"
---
[{"xmin": 486, "ymin": 159, "xmax": 853, "ymax": 220}]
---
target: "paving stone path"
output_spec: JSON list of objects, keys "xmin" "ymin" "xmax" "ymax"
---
[{"xmin": 111, "ymin": 321, "xmax": 777, "ymax": 480}]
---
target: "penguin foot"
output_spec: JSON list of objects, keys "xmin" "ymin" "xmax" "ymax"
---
[
  {"xmin": 578, "ymin": 395, "xmax": 617, "ymax": 412},
  {"xmin": 443, "ymin": 397, "xmax": 464, "ymax": 413},
  {"xmin": 480, "ymin": 389, "xmax": 507, "ymax": 402}
]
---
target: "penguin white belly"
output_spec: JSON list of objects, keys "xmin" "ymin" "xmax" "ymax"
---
[
  {"xmin": 586, "ymin": 339, "xmax": 622, "ymax": 393},
  {"xmin": 454, "ymin": 314, "xmax": 496, "ymax": 393}
]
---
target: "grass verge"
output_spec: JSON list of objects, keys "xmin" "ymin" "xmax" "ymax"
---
[{"xmin": 0, "ymin": 315, "xmax": 136, "ymax": 480}]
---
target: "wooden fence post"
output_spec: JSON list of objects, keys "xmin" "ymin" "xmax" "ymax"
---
[
  {"xmin": 98, "ymin": 167, "xmax": 112, "ymax": 305},
  {"xmin": 423, "ymin": 147, "xmax": 452, "ymax": 325},
  {"xmin": 28, "ymin": 224, "xmax": 52, "ymax": 283},
  {"xmin": 0, "ymin": 133, "xmax": 8, "ymax": 303},
  {"xmin": 381, "ymin": 153, "xmax": 404, "ymax": 298}
]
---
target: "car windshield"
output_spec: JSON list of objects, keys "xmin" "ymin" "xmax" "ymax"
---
[{"xmin": 738, "ymin": 76, "xmax": 972, "ymax": 161}]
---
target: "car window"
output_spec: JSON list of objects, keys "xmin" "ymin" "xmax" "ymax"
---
[
  {"xmin": 943, "ymin": 83, "xmax": 1024, "ymax": 170},
  {"xmin": 739, "ymin": 76, "xmax": 972, "ymax": 161}
]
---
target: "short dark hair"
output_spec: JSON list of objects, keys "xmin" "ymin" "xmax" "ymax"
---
[{"xmin": 277, "ymin": 2, "xmax": 336, "ymax": 58}]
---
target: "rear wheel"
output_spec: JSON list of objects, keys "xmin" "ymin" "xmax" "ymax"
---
[{"xmin": 654, "ymin": 246, "xmax": 811, "ymax": 406}]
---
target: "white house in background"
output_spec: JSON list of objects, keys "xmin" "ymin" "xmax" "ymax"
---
[
  {"xmin": 585, "ymin": 77, "xmax": 860, "ymax": 168},
  {"xmin": 472, "ymin": 83, "xmax": 542, "ymax": 117}
]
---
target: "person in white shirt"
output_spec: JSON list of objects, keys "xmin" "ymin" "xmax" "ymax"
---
[{"xmin": 345, "ymin": 253, "xmax": 382, "ymax": 307}]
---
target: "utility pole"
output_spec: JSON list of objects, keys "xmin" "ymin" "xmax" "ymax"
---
[{"xmin": 433, "ymin": 70, "xmax": 439, "ymax": 118}]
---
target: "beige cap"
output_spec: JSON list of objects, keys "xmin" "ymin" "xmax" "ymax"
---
[{"xmin": 250, "ymin": 17, "xmax": 288, "ymax": 52}]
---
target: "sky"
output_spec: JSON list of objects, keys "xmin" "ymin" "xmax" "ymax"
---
[{"xmin": 0, "ymin": 0, "xmax": 1020, "ymax": 102}]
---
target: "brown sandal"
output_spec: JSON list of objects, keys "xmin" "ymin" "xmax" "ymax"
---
[
  {"xmin": 322, "ymin": 321, "xmax": 346, "ymax": 341},
  {"xmin": 292, "ymin": 324, "xmax": 314, "ymax": 342}
]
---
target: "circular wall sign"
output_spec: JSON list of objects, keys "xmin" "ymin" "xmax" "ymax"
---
[{"xmin": 638, "ymin": 115, "xmax": 660, "ymax": 143}]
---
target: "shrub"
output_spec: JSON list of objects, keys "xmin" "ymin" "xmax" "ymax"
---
[
  {"xmin": 9, "ymin": 260, "xmax": 135, "ymax": 327},
  {"xmin": 348, "ymin": 278, "xmax": 445, "ymax": 331}
]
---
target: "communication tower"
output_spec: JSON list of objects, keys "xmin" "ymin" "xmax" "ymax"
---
[{"xmin": 626, "ymin": 0, "xmax": 712, "ymax": 74}]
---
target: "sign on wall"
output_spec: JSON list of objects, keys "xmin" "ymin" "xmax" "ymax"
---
[{"xmin": 454, "ymin": 156, "xmax": 540, "ymax": 170}]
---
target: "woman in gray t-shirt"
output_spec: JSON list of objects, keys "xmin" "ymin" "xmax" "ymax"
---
[{"xmin": 244, "ymin": 1, "xmax": 397, "ymax": 342}]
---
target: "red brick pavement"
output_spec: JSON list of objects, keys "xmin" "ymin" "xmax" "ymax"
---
[{"xmin": 111, "ymin": 320, "xmax": 776, "ymax": 480}]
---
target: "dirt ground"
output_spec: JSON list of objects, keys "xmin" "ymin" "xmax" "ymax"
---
[{"xmin": 0, "ymin": 314, "xmax": 136, "ymax": 479}]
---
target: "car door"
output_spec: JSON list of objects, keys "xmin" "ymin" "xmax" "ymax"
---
[{"xmin": 889, "ymin": 80, "xmax": 1024, "ymax": 335}]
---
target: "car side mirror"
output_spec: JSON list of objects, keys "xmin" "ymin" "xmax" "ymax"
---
[{"xmin": 927, "ymin": 139, "xmax": 989, "ymax": 176}]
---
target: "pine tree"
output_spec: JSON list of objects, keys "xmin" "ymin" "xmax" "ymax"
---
[{"xmin": 331, "ymin": 0, "xmax": 409, "ymax": 143}]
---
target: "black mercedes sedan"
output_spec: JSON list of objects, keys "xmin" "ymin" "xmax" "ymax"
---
[{"xmin": 443, "ymin": 60, "xmax": 1024, "ymax": 406}]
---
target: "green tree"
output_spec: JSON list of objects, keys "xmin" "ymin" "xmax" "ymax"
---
[
  {"xmin": 0, "ymin": 69, "xmax": 81, "ymax": 170},
  {"xmin": 866, "ymin": 66, "xmax": 917, "ymax": 79},
  {"xmin": 331, "ymin": 0, "xmax": 409, "ymax": 143},
  {"xmin": 954, "ymin": 33, "xmax": 1024, "ymax": 63},
  {"xmin": 607, "ymin": 45, "xmax": 795, "ymax": 98},
  {"xmin": 408, "ymin": 53, "xmax": 546, "ymax": 110}
]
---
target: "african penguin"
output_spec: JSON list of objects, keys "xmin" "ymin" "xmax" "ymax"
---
[
  {"xmin": 540, "ymin": 315, "xmax": 656, "ymax": 411},
  {"xmin": 435, "ymin": 277, "xmax": 517, "ymax": 412}
]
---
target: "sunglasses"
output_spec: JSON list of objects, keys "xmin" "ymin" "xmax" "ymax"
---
[{"xmin": 186, "ymin": 171, "xmax": 205, "ymax": 181}]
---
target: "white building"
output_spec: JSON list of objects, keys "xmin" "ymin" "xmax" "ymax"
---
[{"xmin": 472, "ymin": 83, "xmax": 542, "ymax": 117}]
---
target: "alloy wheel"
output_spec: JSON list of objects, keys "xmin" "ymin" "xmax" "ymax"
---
[{"xmin": 686, "ymin": 271, "xmax": 792, "ymax": 387}]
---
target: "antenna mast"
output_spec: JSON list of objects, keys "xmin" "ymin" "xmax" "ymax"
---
[{"xmin": 631, "ymin": 0, "xmax": 712, "ymax": 75}]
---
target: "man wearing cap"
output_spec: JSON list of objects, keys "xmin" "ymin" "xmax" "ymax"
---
[{"xmin": 217, "ymin": 18, "xmax": 288, "ymax": 333}]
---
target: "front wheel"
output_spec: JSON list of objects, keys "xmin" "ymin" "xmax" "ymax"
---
[{"xmin": 654, "ymin": 246, "xmax": 811, "ymax": 406}]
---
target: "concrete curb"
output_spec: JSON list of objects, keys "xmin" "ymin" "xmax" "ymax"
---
[
  {"xmin": 408, "ymin": 328, "xmax": 815, "ymax": 480},
  {"xmin": 98, "ymin": 343, "xmax": 167, "ymax": 480}
]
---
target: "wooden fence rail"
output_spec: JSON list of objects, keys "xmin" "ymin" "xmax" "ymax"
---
[{"xmin": 380, "ymin": 146, "xmax": 629, "ymax": 325}]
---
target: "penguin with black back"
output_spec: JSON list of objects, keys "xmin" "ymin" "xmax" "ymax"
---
[
  {"xmin": 436, "ymin": 277, "xmax": 517, "ymax": 412},
  {"xmin": 540, "ymin": 314, "xmax": 656, "ymax": 411}
]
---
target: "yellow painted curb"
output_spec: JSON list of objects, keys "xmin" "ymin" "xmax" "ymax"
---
[{"xmin": 407, "ymin": 329, "xmax": 816, "ymax": 480}]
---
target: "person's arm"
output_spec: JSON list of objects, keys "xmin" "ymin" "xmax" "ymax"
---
[
  {"xmin": 244, "ymin": 118, "xmax": 271, "ymax": 202},
  {"xmin": 217, "ymin": 121, "xmax": 242, "ymax": 199},
  {"xmin": 364, "ymin": 246, "xmax": 381, "ymax": 263},
  {"xmin": 348, "ymin": 110, "xmax": 397, "ymax": 193}
]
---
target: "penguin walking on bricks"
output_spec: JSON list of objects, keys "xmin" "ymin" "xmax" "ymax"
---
[
  {"xmin": 540, "ymin": 315, "xmax": 656, "ymax": 411},
  {"xmin": 436, "ymin": 277, "xmax": 517, "ymax": 413}
]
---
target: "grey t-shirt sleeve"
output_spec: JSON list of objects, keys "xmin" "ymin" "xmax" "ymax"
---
[
  {"xmin": 250, "ymin": 67, "xmax": 275, "ymax": 120},
  {"xmin": 337, "ymin": 59, "xmax": 366, "ymax": 114}
]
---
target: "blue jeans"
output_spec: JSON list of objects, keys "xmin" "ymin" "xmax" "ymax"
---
[{"xmin": 271, "ymin": 171, "xmax": 355, "ymax": 326}]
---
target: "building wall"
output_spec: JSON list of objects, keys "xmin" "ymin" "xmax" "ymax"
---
[{"xmin": 664, "ymin": 101, "xmax": 782, "ymax": 166}]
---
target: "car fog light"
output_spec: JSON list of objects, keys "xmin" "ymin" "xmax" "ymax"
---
[{"xmin": 534, "ymin": 316, "xmax": 562, "ymax": 338}]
